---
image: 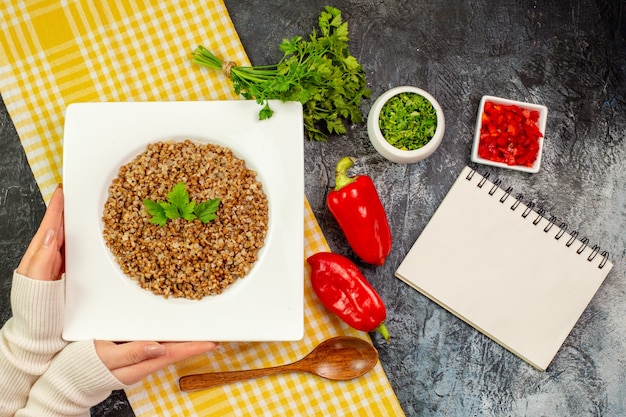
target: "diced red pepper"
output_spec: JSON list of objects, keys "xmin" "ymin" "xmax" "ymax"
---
[{"xmin": 477, "ymin": 101, "xmax": 543, "ymax": 167}]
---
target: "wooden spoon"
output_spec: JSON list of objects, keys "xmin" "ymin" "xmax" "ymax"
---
[{"xmin": 179, "ymin": 336, "xmax": 378, "ymax": 392}]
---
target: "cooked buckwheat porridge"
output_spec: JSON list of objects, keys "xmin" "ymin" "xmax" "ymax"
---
[{"xmin": 102, "ymin": 140, "xmax": 268, "ymax": 300}]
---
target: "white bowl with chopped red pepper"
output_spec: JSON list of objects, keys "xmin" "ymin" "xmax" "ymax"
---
[
  {"xmin": 471, "ymin": 95, "xmax": 548, "ymax": 173},
  {"xmin": 367, "ymin": 86, "xmax": 445, "ymax": 164}
]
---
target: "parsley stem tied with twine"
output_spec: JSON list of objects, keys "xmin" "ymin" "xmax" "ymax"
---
[{"xmin": 221, "ymin": 61, "xmax": 236, "ymax": 78}]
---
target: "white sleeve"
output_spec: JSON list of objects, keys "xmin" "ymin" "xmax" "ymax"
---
[
  {"xmin": 0, "ymin": 271, "xmax": 68, "ymax": 416},
  {"xmin": 16, "ymin": 340, "xmax": 129, "ymax": 417}
]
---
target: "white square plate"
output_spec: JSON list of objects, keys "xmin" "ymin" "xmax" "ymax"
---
[
  {"xmin": 471, "ymin": 95, "xmax": 548, "ymax": 173},
  {"xmin": 62, "ymin": 101, "xmax": 304, "ymax": 342}
]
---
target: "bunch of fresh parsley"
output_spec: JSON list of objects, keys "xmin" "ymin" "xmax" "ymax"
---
[
  {"xmin": 191, "ymin": 6, "xmax": 371, "ymax": 142},
  {"xmin": 143, "ymin": 182, "xmax": 220, "ymax": 226}
]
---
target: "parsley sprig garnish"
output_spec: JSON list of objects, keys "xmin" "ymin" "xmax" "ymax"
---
[
  {"xmin": 191, "ymin": 6, "xmax": 371, "ymax": 142},
  {"xmin": 143, "ymin": 182, "xmax": 220, "ymax": 226}
]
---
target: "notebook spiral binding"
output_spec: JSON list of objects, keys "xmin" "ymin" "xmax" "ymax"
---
[{"xmin": 465, "ymin": 168, "xmax": 610, "ymax": 269}]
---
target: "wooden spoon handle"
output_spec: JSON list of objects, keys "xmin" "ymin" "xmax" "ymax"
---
[{"xmin": 179, "ymin": 363, "xmax": 300, "ymax": 392}]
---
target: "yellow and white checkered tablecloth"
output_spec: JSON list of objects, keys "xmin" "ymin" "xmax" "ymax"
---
[
  {"xmin": 1, "ymin": 0, "xmax": 244, "ymax": 202},
  {"xmin": 0, "ymin": 1, "xmax": 405, "ymax": 415}
]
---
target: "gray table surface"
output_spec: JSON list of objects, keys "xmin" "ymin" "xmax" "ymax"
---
[{"xmin": 1, "ymin": 1, "xmax": 625, "ymax": 416}]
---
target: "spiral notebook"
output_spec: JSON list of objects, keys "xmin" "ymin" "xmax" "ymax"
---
[{"xmin": 395, "ymin": 166, "xmax": 613, "ymax": 371}]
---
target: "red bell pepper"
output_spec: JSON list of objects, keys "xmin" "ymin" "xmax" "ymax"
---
[
  {"xmin": 326, "ymin": 157, "xmax": 392, "ymax": 266},
  {"xmin": 307, "ymin": 252, "xmax": 390, "ymax": 342}
]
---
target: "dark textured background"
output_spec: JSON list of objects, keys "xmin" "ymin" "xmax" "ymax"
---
[{"xmin": 1, "ymin": 1, "xmax": 625, "ymax": 416}]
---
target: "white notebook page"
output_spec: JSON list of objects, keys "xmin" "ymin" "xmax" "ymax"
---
[{"xmin": 395, "ymin": 166, "xmax": 613, "ymax": 370}]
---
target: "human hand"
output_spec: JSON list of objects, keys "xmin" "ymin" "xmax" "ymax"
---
[
  {"xmin": 94, "ymin": 340, "xmax": 219, "ymax": 385},
  {"xmin": 16, "ymin": 185, "xmax": 65, "ymax": 281}
]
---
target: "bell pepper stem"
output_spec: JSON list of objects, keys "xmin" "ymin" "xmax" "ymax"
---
[
  {"xmin": 334, "ymin": 156, "xmax": 357, "ymax": 191},
  {"xmin": 376, "ymin": 322, "xmax": 390, "ymax": 343}
]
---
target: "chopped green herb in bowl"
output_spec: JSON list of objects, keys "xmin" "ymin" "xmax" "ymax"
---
[
  {"xmin": 367, "ymin": 86, "xmax": 445, "ymax": 164},
  {"xmin": 379, "ymin": 92, "xmax": 438, "ymax": 150}
]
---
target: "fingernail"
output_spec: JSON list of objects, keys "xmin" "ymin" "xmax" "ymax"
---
[
  {"xmin": 145, "ymin": 344, "xmax": 166, "ymax": 358},
  {"xmin": 42, "ymin": 229, "xmax": 55, "ymax": 248}
]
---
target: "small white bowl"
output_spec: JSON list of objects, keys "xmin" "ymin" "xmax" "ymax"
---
[
  {"xmin": 471, "ymin": 95, "xmax": 548, "ymax": 173},
  {"xmin": 367, "ymin": 86, "xmax": 445, "ymax": 164}
]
